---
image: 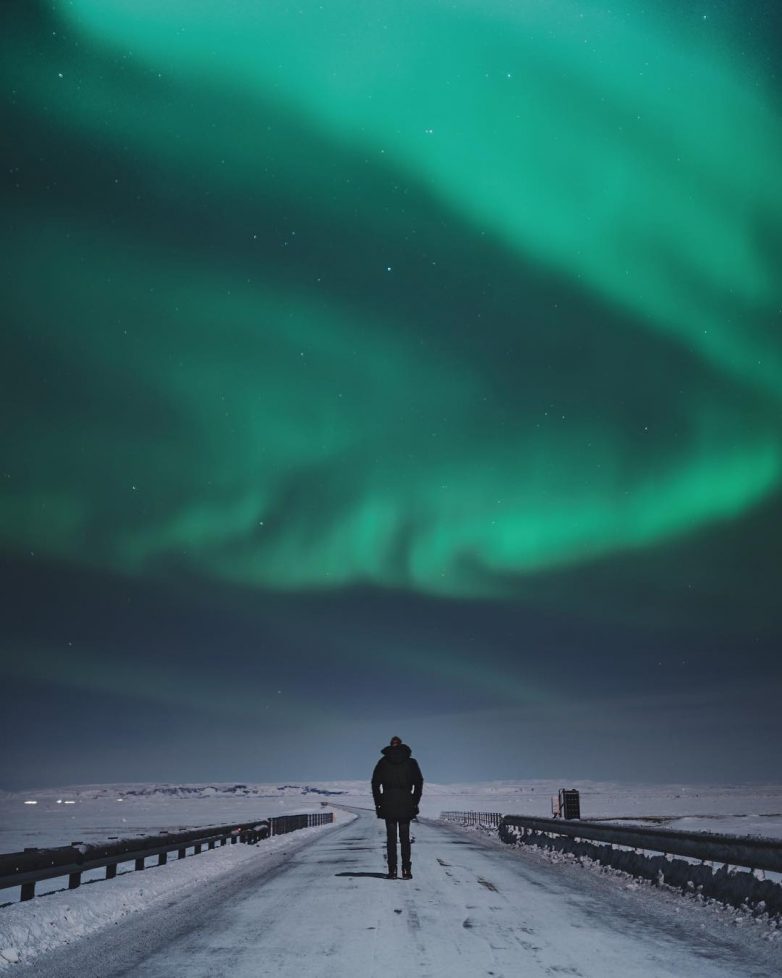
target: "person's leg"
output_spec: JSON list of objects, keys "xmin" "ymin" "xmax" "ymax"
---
[
  {"xmin": 385, "ymin": 818, "xmax": 398, "ymax": 872},
  {"xmin": 399, "ymin": 819, "xmax": 411, "ymax": 871}
]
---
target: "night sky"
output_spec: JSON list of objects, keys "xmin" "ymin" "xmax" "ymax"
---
[{"xmin": 2, "ymin": 1, "xmax": 780, "ymax": 790}]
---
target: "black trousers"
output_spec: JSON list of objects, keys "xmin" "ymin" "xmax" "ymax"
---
[{"xmin": 385, "ymin": 818, "xmax": 411, "ymax": 870}]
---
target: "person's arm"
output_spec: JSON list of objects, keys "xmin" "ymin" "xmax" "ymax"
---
[
  {"xmin": 371, "ymin": 761, "xmax": 383, "ymax": 813},
  {"xmin": 411, "ymin": 759, "xmax": 423, "ymax": 806}
]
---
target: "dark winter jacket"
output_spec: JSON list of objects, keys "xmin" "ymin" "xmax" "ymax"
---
[{"xmin": 371, "ymin": 744, "xmax": 423, "ymax": 820}]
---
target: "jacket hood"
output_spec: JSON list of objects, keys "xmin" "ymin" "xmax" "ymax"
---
[{"xmin": 381, "ymin": 744, "xmax": 412, "ymax": 764}]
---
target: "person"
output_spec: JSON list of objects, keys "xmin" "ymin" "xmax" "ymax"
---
[{"xmin": 371, "ymin": 736, "xmax": 423, "ymax": 880}]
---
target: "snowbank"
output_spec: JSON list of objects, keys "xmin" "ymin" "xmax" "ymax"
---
[{"xmin": 0, "ymin": 809, "xmax": 354, "ymax": 970}]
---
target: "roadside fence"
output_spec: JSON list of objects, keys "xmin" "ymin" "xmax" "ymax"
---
[
  {"xmin": 0, "ymin": 811, "xmax": 333, "ymax": 903},
  {"xmin": 440, "ymin": 811, "xmax": 503, "ymax": 828}
]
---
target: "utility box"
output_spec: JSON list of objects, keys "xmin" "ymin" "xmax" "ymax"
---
[{"xmin": 553, "ymin": 788, "xmax": 580, "ymax": 819}]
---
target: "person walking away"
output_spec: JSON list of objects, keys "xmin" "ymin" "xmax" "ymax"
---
[{"xmin": 371, "ymin": 736, "xmax": 423, "ymax": 879}]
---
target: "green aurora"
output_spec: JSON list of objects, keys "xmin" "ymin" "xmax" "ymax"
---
[{"xmin": 2, "ymin": 0, "xmax": 781, "ymax": 600}]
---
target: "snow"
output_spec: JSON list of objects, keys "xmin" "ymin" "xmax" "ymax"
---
[
  {"xmin": 0, "ymin": 810, "xmax": 355, "ymax": 970},
  {"xmin": 2, "ymin": 779, "xmax": 781, "ymax": 853},
  {"xmin": 1, "ymin": 781, "xmax": 780, "ymax": 975},
  {"xmin": 2, "ymin": 809, "xmax": 780, "ymax": 978},
  {"xmin": 0, "ymin": 783, "xmax": 357, "ymax": 853}
]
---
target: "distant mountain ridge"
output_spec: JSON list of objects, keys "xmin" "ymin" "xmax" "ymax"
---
[
  {"xmin": 275, "ymin": 785, "xmax": 347, "ymax": 796},
  {"xmin": 4, "ymin": 782, "xmax": 353, "ymax": 801}
]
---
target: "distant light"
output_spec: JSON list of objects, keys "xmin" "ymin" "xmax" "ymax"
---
[
  {"xmin": 116, "ymin": 798, "xmax": 124, "ymax": 802},
  {"xmin": 24, "ymin": 800, "xmax": 38, "ymax": 806},
  {"xmin": 56, "ymin": 799, "xmax": 63, "ymax": 804},
  {"xmin": 63, "ymin": 800, "xmax": 76, "ymax": 805}
]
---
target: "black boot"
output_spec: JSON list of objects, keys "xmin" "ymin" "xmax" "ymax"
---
[
  {"xmin": 386, "ymin": 868, "xmax": 398, "ymax": 879},
  {"xmin": 401, "ymin": 867, "xmax": 412, "ymax": 880}
]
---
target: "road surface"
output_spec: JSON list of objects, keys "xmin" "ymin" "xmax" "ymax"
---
[{"xmin": 15, "ymin": 809, "xmax": 781, "ymax": 977}]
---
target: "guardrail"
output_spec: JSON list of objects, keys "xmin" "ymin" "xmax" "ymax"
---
[
  {"xmin": 440, "ymin": 811, "xmax": 503, "ymax": 828},
  {"xmin": 499, "ymin": 815, "xmax": 782, "ymax": 872},
  {"xmin": 0, "ymin": 812, "xmax": 333, "ymax": 902},
  {"xmin": 500, "ymin": 815, "xmax": 782, "ymax": 915}
]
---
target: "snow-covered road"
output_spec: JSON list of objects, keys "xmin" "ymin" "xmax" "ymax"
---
[{"xmin": 14, "ymin": 809, "xmax": 781, "ymax": 978}]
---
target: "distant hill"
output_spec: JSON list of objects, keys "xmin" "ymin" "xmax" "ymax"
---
[{"xmin": 4, "ymin": 782, "xmax": 354, "ymax": 801}]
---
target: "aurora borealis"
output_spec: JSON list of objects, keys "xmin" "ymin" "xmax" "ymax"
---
[{"xmin": 2, "ymin": 1, "xmax": 780, "ymax": 787}]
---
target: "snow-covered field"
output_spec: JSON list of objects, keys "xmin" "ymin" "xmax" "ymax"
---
[
  {"xmin": 418, "ymin": 780, "xmax": 782, "ymax": 839},
  {"xmin": 0, "ymin": 782, "xmax": 351, "ymax": 854},
  {"xmin": 2, "ymin": 780, "xmax": 781, "ymax": 854}
]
